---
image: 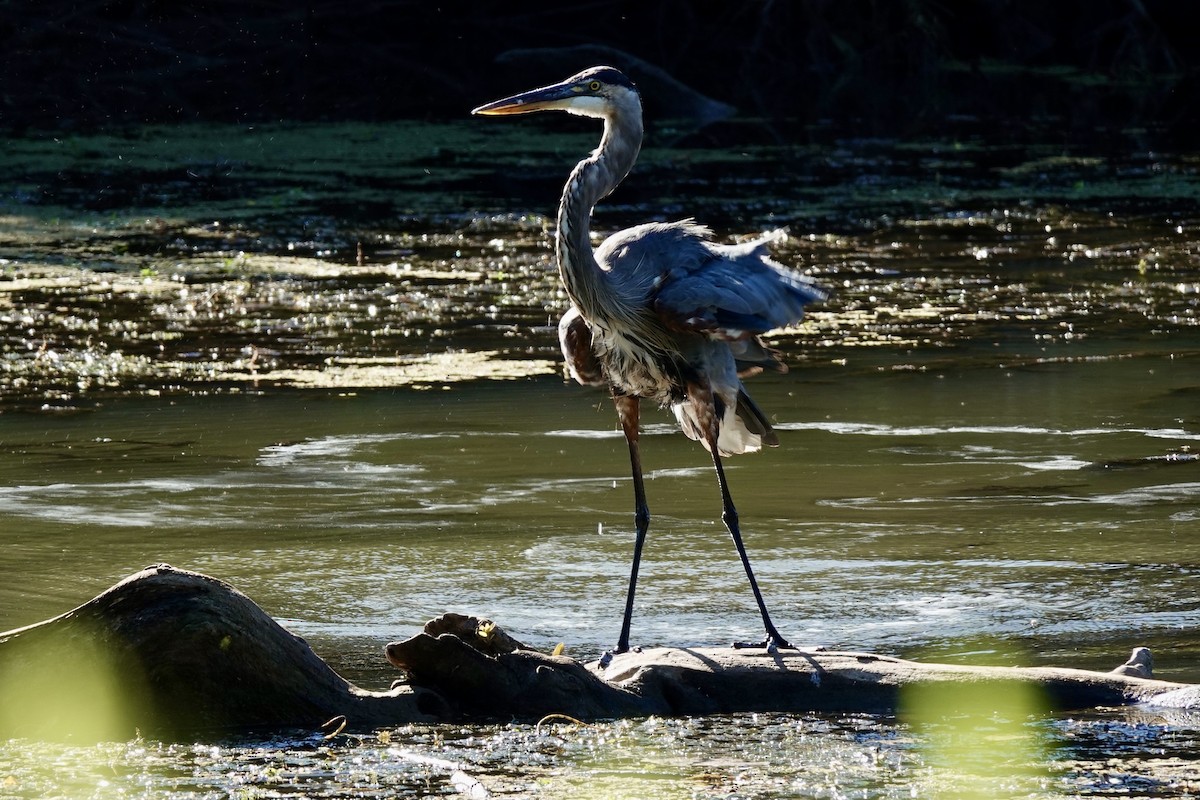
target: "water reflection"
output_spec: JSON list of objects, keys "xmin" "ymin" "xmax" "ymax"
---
[{"xmin": 3, "ymin": 710, "xmax": 1200, "ymax": 798}]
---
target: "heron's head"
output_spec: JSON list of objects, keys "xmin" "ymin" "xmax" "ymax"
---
[{"xmin": 471, "ymin": 66, "xmax": 639, "ymax": 121}]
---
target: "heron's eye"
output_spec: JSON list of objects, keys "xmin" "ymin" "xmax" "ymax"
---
[{"xmin": 588, "ymin": 81, "xmax": 601, "ymax": 91}]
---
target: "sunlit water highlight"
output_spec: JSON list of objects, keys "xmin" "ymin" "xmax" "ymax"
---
[{"xmin": 2, "ymin": 711, "xmax": 1199, "ymax": 798}]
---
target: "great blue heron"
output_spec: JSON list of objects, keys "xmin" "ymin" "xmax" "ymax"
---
[{"xmin": 473, "ymin": 66, "xmax": 825, "ymax": 658}]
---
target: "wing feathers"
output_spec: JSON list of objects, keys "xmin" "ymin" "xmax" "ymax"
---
[{"xmin": 604, "ymin": 223, "xmax": 825, "ymax": 340}]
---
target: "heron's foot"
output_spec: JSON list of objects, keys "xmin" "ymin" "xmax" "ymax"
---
[
  {"xmin": 598, "ymin": 644, "xmax": 641, "ymax": 669},
  {"xmin": 732, "ymin": 634, "xmax": 796, "ymax": 651}
]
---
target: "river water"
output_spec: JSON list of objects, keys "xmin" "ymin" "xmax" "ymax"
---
[{"xmin": 1, "ymin": 121, "xmax": 1198, "ymax": 797}]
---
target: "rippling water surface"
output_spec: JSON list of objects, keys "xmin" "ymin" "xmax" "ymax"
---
[{"xmin": 1, "ymin": 121, "xmax": 1199, "ymax": 796}]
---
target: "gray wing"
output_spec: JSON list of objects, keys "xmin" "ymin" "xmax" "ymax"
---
[{"xmin": 597, "ymin": 220, "xmax": 826, "ymax": 339}]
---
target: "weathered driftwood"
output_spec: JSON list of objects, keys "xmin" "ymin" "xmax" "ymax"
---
[
  {"xmin": 388, "ymin": 619, "xmax": 1192, "ymax": 719},
  {"xmin": 1, "ymin": 565, "xmax": 1195, "ymax": 741}
]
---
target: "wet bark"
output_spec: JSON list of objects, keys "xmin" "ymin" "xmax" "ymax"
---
[
  {"xmin": 388, "ymin": 625, "xmax": 1191, "ymax": 719},
  {"xmin": 0, "ymin": 565, "xmax": 1194, "ymax": 741}
]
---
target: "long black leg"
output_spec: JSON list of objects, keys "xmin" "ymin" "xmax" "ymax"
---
[
  {"xmin": 697, "ymin": 388, "xmax": 793, "ymax": 650},
  {"xmin": 609, "ymin": 393, "xmax": 649, "ymax": 660},
  {"xmin": 709, "ymin": 448, "xmax": 793, "ymax": 649}
]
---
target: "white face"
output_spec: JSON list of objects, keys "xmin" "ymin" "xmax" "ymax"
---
[{"xmin": 563, "ymin": 94, "xmax": 610, "ymax": 119}]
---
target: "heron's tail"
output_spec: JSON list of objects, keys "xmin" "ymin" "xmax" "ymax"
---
[
  {"xmin": 673, "ymin": 387, "xmax": 778, "ymax": 456},
  {"xmin": 734, "ymin": 389, "xmax": 779, "ymax": 450}
]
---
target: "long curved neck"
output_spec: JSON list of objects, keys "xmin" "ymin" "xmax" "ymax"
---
[{"xmin": 556, "ymin": 104, "xmax": 643, "ymax": 324}]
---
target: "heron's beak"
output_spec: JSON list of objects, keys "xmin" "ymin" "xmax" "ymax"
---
[{"xmin": 471, "ymin": 81, "xmax": 578, "ymax": 116}]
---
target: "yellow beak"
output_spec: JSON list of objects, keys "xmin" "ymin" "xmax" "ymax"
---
[{"xmin": 471, "ymin": 80, "xmax": 579, "ymax": 116}]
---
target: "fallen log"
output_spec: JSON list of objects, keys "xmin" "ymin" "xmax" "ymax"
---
[
  {"xmin": 0, "ymin": 565, "xmax": 1194, "ymax": 742},
  {"xmin": 387, "ymin": 618, "xmax": 1187, "ymax": 719}
]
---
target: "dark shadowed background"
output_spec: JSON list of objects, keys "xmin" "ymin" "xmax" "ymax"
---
[{"xmin": 3, "ymin": 0, "xmax": 1198, "ymax": 141}]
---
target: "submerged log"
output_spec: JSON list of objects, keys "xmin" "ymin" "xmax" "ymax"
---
[{"xmin": 0, "ymin": 566, "xmax": 1195, "ymax": 741}]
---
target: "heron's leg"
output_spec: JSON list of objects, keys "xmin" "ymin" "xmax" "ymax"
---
[
  {"xmin": 610, "ymin": 393, "xmax": 649, "ymax": 659},
  {"xmin": 695, "ymin": 389, "xmax": 793, "ymax": 651}
]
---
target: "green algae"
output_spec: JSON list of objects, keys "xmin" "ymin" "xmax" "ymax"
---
[{"xmin": 1, "ymin": 122, "xmax": 1198, "ymax": 411}]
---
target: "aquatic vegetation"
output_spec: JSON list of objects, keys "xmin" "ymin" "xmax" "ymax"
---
[{"xmin": 2, "ymin": 123, "xmax": 1198, "ymax": 412}]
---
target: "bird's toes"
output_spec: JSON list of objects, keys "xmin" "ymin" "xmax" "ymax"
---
[
  {"xmin": 599, "ymin": 644, "xmax": 641, "ymax": 669},
  {"xmin": 731, "ymin": 637, "xmax": 767, "ymax": 650},
  {"xmin": 732, "ymin": 635, "xmax": 796, "ymax": 651}
]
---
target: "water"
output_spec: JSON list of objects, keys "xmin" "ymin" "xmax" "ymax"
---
[
  {"xmin": 2, "ymin": 712, "xmax": 1199, "ymax": 797},
  {"xmin": 1, "ymin": 357, "xmax": 1196, "ymax": 676},
  {"xmin": 1, "ymin": 121, "xmax": 1199, "ymax": 796}
]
